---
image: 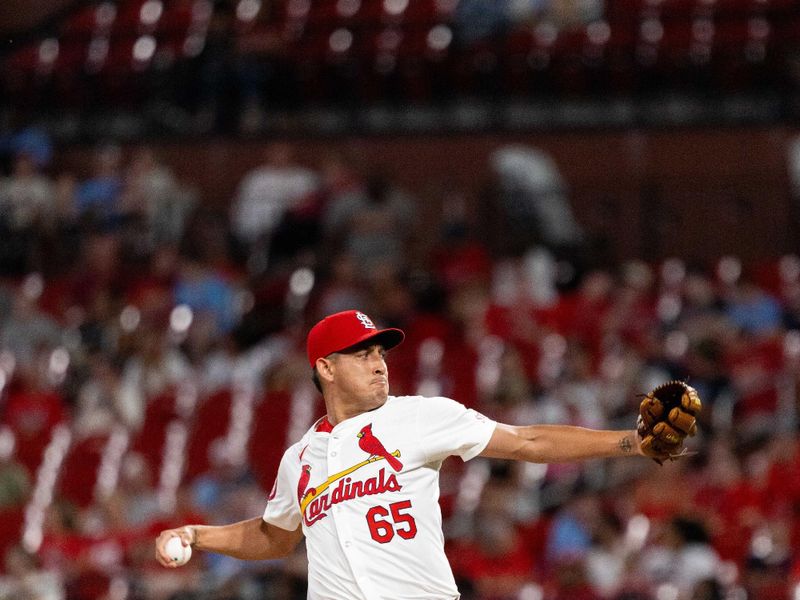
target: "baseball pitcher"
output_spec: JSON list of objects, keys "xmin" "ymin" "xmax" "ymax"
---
[{"xmin": 156, "ymin": 309, "xmax": 700, "ymax": 599}]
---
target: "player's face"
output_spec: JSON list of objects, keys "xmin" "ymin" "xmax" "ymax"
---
[{"xmin": 330, "ymin": 344, "xmax": 389, "ymax": 405}]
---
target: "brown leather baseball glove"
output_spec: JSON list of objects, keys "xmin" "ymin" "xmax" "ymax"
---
[{"xmin": 637, "ymin": 381, "xmax": 702, "ymax": 465}]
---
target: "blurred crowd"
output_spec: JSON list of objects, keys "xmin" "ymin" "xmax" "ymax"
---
[{"xmin": 0, "ymin": 132, "xmax": 799, "ymax": 600}]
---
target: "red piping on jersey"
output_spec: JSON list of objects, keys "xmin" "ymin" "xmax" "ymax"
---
[{"xmin": 315, "ymin": 417, "xmax": 334, "ymax": 433}]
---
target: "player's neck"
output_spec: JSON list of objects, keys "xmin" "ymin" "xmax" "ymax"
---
[{"xmin": 322, "ymin": 393, "xmax": 388, "ymax": 426}]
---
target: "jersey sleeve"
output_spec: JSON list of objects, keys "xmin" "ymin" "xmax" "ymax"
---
[
  {"xmin": 262, "ymin": 444, "xmax": 302, "ymax": 531},
  {"xmin": 416, "ymin": 396, "xmax": 497, "ymax": 464}
]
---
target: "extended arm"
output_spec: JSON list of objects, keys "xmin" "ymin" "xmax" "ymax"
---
[
  {"xmin": 480, "ymin": 423, "xmax": 643, "ymax": 463},
  {"xmin": 156, "ymin": 517, "xmax": 303, "ymax": 566}
]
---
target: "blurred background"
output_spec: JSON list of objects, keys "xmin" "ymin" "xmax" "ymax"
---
[{"xmin": 1, "ymin": 0, "xmax": 800, "ymax": 599}]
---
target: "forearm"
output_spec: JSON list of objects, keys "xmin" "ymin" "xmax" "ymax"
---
[
  {"xmin": 482, "ymin": 423, "xmax": 640, "ymax": 463},
  {"xmin": 192, "ymin": 517, "xmax": 293, "ymax": 561}
]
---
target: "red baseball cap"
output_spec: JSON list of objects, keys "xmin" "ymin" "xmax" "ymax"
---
[{"xmin": 307, "ymin": 310, "xmax": 405, "ymax": 367}]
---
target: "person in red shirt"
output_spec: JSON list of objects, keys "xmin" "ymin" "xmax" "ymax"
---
[{"xmin": 3, "ymin": 346, "xmax": 68, "ymax": 476}]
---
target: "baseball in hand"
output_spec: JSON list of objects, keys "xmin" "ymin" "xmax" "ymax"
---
[{"xmin": 165, "ymin": 535, "xmax": 192, "ymax": 566}]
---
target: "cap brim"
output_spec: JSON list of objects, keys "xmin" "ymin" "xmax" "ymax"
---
[{"xmin": 336, "ymin": 328, "xmax": 405, "ymax": 355}]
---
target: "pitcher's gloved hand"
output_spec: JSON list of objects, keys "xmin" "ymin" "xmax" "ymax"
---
[{"xmin": 637, "ymin": 381, "xmax": 702, "ymax": 465}]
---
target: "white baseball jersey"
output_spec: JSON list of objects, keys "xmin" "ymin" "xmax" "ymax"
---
[{"xmin": 263, "ymin": 394, "xmax": 497, "ymax": 600}]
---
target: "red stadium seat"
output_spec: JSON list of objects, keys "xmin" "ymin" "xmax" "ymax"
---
[
  {"xmin": 305, "ymin": 0, "xmax": 341, "ymax": 25},
  {"xmin": 106, "ymin": 35, "xmax": 155, "ymax": 71},
  {"xmin": 57, "ymin": 39, "xmax": 91, "ymax": 73},
  {"xmin": 663, "ymin": 0, "xmax": 710, "ymax": 18},
  {"xmin": 606, "ymin": 0, "xmax": 648, "ymax": 23},
  {"xmin": 403, "ymin": 0, "xmax": 448, "ymax": 25},
  {"xmin": 130, "ymin": 392, "xmax": 180, "ymax": 474},
  {"xmin": 356, "ymin": 0, "xmax": 399, "ymax": 26},
  {"xmin": 105, "ymin": 0, "xmax": 166, "ymax": 42},
  {"xmin": 184, "ymin": 389, "xmax": 233, "ymax": 481},
  {"xmin": 58, "ymin": 434, "xmax": 109, "ymax": 508},
  {"xmin": 285, "ymin": 24, "xmax": 362, "ymax": 103},
  {"xmin": 0, "ymin": 508, "xmax": 24, "ymax": 561},
  {"xmin": 158, "ymin": 0, "xmax": 211, "ymax": 37},
  {"xmin": 4, "ymin": 43, "xmax": 41, "ymax": 73},
  {"xmin": 61, "ymin": 3, "xmax": 116, "ymax": 41},
  {"xmin": 248, "ymin": 390, "xmax": 292, "ymax": 492},
  {"xmin": 3, "ymin": 388, "xmax": 68, "ymax": 478},
  {"xmin": 501, "ymin": 26, "xmax": 560, "ymax": 96},
  {"xmin": 112, "ymin": 0, "xmax": 151, "ymax": 33}
]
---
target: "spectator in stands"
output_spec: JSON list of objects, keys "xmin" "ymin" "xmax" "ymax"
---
[
  {"xmin": 694, "ymin": 440, "xmax": 761, "ymax": 561},
  {"xmin": 75, "ymin": 144, "xmax": 124, "ymax": 221},
  {"xmin": 0, "ymin": 545, "xmax": 64, "ymax": 600},
  {"xmin": 690, "ymin": 578, "xmax": 725, "ymax": 600},
  {"xmin": 2, "ymin": 342, "xmax": 68, "ymax": 476},
  {"xmin": 742, "ymin": 556, "xmax": 790, "ymax": 600},
  {"xmin": 191, "ymin": 439, "xmax": 256, "ymax": 516},
  {"xmin": 74, "ymin": 353, "xmax": 127, "ymax": 436},
  {"xmin": 5, "ymin": 127, "xmax": 53, "ymax": 171},
  {"xmin": 108, "ymin": 452, "xmax": 161, "ymax": 528},
  {"xmin": 173, "ymin": 253, "xmax": 240, "ymax": 336},
  {"xmin": 723, "ymin": 278, "xmax": 783, "ymax": 337},
  {"xmin": 319, "ymin": 151, "xmax": 365, "ymax": 205},
  {"xmin": 322, "ymin": 171, "xmax": 415, "ymax": 275},
  {"xmin": 118, "ymin": 320, "xmax": 191, "ymax": 431},
  {"xmin": 314, "ymin": 252, "xmax": 369, "ymax": 319},
  {"xmin": 679, "ymin": 270, "xmax": 725, "ymax": 326},
  {"xmin": 56, "ymin": 230, "xmax": 123, "ymax": 320},
  {"xmin": 53, "ymin": 172, "xmax": 77, "ymax": 223},
  {"xmin": 181, "ymin": 312, "xmax": 238, "ymax": 394},
  {"xmin": 0, "ymin": 427, "xmax": 29, "ymax": 510},
  {"xmin": 39, "ymin": 171, "xmax": 82, "ymax": 276},
  {"xmin": 552, "ymin": 340, "xmax": 609, "ymax": 430},
  {"xmin": 546, "ymin": 492, "xmax": 596, "ymax": 564},
  {"xmin": 431, "ymin": 193, "xmax": 493, "ymax": 293},
  {"xmin": 453, "ymin": 0, "xmax": 512, "ymax": 44},
  {"xmin": 481, "ymin": 345, "xmax": 534, "ymax": 422},
  {"xmin": 457, "ymin": 512, "xmax": 536, "ymax": 598},
  {"xmin": 120, "ymin": 146, "xmax": 194, "ymax": 246},
  {"xmin": 585, "ymin": 510, "xmax": 629, "ymax": 598},
  {"xmin": 449, "ymin": 469, "xmax": 537, "ymax": 599},
  {"xmin": 725, "ymin": 328, "xmax": 784, "ymax": 438},
  {"xmin": 181, "ymin": 206, "xmax": 242, "ymax": 281},
  {"xmin": 484, "ymin": 145, "xmax": 584, "ymax": 260},
  {"xmin": 57, "ymin": 503, "xmax": 126, "ymax": 600},
  {"xmin": 231, "ymin": 143, "xmax": 318, "ymax": 271},
  {"xmin": 269, "ymin": 151, "xmax": 365, "ymax": 266},
  {"xmin": 637, "ymin": 517, "xmax": 722, "ymax": 598},
  {"xmin": 0, "ymin": 151, "xmax": 54, "ymax": 231},
  {"xmin": 671, "ymin": 269, "xmax": 731, "ymax": 415},
  {"xmin": 549, "ymin": 0, "xmax": 605, "ymax": 29},
  {"xmin": 0, "ymin": 151, "xmax": 54, "ymax": 275},
  {"xmin": 0, "ymin": 274, "xmax": 63, "ymax": 368},
  {"xmin": 189, "ymin": 440, "xmax": 273, "ymax": 597},
  {"xmin": 125, "ymin": 244, "xmax": 180, "ymax": 325}
]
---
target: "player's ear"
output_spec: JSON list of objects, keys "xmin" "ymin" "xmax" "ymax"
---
[{"xmin": 316, "ymin": 357, "xmax": 335, "ymax": 384}]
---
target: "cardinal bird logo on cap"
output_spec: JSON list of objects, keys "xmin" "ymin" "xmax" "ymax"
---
[{"xmin": 357, "ymin": 424, "xmax": 403, "ymax": 472}]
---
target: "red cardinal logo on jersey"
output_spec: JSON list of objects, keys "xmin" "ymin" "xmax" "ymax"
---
[
  {"xmin": 297, "ymin": 464, "xmax": 315, "ymax": 504},
  {"xmin": 357, "ymin": 424, "xmax": 403, "ymax": 472}
]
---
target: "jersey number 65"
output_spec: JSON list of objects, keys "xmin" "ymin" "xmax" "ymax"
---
[{"xmin": 365, "ymin": 500, "xmax": 418, "ymax": 544}]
